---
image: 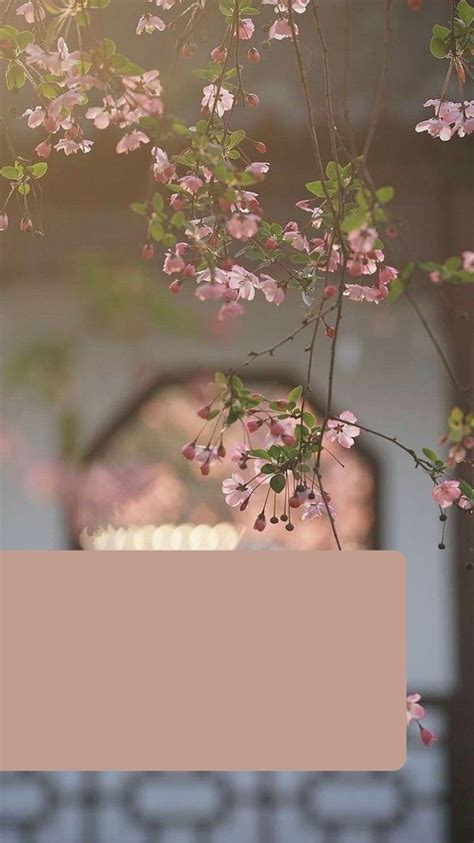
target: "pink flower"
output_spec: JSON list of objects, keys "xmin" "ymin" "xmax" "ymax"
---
[
  {"xmin": 182, "ymin": 442, "xmax": 196, "ymax": 460},
  {"xmin": 17, "ymin": 2, "xmax": 46, "ymax": 23},
  {"xmin": 343, "ymin": 283, "xmax": 388, "ymax": 303},
  {"xmin": 406, "ymin": 693, "xmax": 425, "ymax": 725},
  {"xmin": 227, "ymin": 213, "xmax": 259, "ymax": 241},
  {"xmin": 462, "ymin": 250, "xmax": 474, "ymax": 271},
  {"xmin": 195, "ymin": 284, "xmax": 225, "ymax": 301},
  {"xmin": 259, "ymin": 275, "xmax": 285, "ymax": 305},
  {"xmin": 245, "ymin": 161, "xmax": 270, "ymax": 180},
  {"xmin": 432, "ymin": 480, "xmax": 461, "ymax": 508},
  {"xmin": 116, "ymin": 130, "xmax": 149, "ymax": 154},
  {"xmin": 201, "ymin": 84, "xmax": 234, "ymax": 117},
  {"xmin": 222, "ymin": 473, "xmax": 249, "ymax": 507},
  {"xmin": 420, "ymin": 728, "xmax": 438, "ymax": 747},
  {"xmin": 179, "ymin": 174, "xmax": 203, "ymax": 194},
  {"xmin": 415, "ymin": 99, "xmax": 474, "ymax": 141},
  {"xmin": 228, "ymin": 266, "xmax": 259, "ymax": 300},
  {"xmin": 348, "ymin": 226, "xmax": 378, "ymax": 254},
  {"xmin": 218, "ymin": 301, "xmax": 245, "ymax": 320},
  {"xmin": 238, "ymin": 18, "xmax": 255, "ymax": 39},
  {"xmin": 327, "ymin": 410, "xmax": 360, "ymax": 449},
  {"xmin": 230, "ymin": 442, "xmax": 248, "ymax": 463},
  {"xmin": 253, "ymin": 513, "xmax": 267, "ymax": 532},
  {"xmin": 379, "ymin": 265, "xmax": 398, "ymax": 286},
  {"xmin": 429, "ymin": 271, "xmax": 442, "ymax": 284},
  {"xmin": 0, "ymin": 213, "xmax": 8, "ymax": 231},
  {"xmin": 136, "ymin": 13, "xmax": 165, "ymax": 34},
  {"xmin": 194, "ymin": 445, "xmax": 221, "ymax": 474},
  {"xmin": 163, "ymin": 251, "xmax": 186, "ymax": 275},
  {"xmin": 301, "ymin": 495, "xmax": 335, "ymax": 520},
  {"xmin": 269, "ymin": 18, "xmax": 295, "ymax": 40},
  {"xmin": 152, "ymin": 146, "xmax": 176, "ymax": 182},
  {"xmin": 265, "ymin": 417, "xmax": 297, "ymax": 447},
  {"xmin": 54, "ymin": 138, "xmax": 93, "ymax": 155}
]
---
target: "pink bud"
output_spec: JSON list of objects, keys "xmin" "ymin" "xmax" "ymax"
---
[
  {"xmin": 247, "ymin": 93, "xmax": 259, "ymax": 109},
  {"xmin": 255, "ymin": 141, "xmax": 266, "ymax": 153},
  {"xmin": 44, "ymin": 116, "xmax": 58, "ymax": 133},
  {"xmin": 181, "ymin": 442, "xmax": 196, "ymax": 460},
  {"xmin": 324, "ymin": 285, "xmax": 337, "ymax": 299},
  {"xmin": 20, "ymin": 215, "xmax": 33, "ymax": 233},
  {"xmin": 35, "ymin": 140, "xmax": 52, "ymax": 159},
  {"xmin": 217, "ymin": 443, "xmax": 226, "ymax": 458},
  {"xmin": 142, "ymin": 243, "xmax": 154, "ymax": 260},
  {"xmin": 289, "ymin": 494, "xmax": 302, "ymax": 509},
  {"xmin": 0, "ymin": 213, "xmax": 8, "ymax": 231},
  {"xmin": 253, "ymin": 513, "xmax": 266, "ymax": 532},
  {"xmin": 264, "ymin": 237, "xmax": 278, "ymax": 251},
  {"xmin": 247, "ymin": 47, "xmax": 260, "ymax": 64},
  {"xmin": 197, "ymin": 404, "xmax": 212, "ymax": 420},
  {"xmin": 211, "ymin": 46, "xmax": 227, "ymax": 63},
  {"xmin": 183, "ymin": 263, "xmax": 196, "ymax": 278},
  {"xmin": 200, "ymin": 462, "xmax": 210, "ymax": 476},
  {"xmin": 168, "ymin": 279, "xmax": 183, "ymax": 294},
  {"xmin": 326, "ymin": 326, "xmax": 336, "ymax": 339},
  {"xmin": 385, "ymin": 224, "xmax": 399, "ymax": 240},
  {"xmin": 247, "ymin": 418, "xmax": 262, "ymax": 433},
  {"xmin": 420, "ymin": 728, "xmax": 437, "ymax": 747},
  {"xmin": 181, "ymin": 43, "xmax": 195, "ymax": 58},
  {"xmin": 282, "ymin": 433, "xmax": 297, "ymax": 447}
]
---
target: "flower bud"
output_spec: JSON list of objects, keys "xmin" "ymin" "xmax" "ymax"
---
[
  {"xmin": 253, "ymin": 513, "xmax": 266, "ymax": 532},
  {"xmin": 247, "ymin": 93, "xmax": 260, "ymax": 109},
  {"xmin": 325, "ymin": 326, "xmax": 336, "ymax": 339},
  {"xmin": 264, "ymin": 237, "xmax": 278, "ymax": 251},
  {"xmin": 197, "ymin": 404, "xmax": 212, "ymax": 419},
  {"xmin": 247, "ymin": 47, "xmax": 260, "ymax": 63},
  {"xmin": 35, "ymin": 140, "xmax": 52, "ymax": 159},
  {"xmin": 142, "ymin": 243, "xmax": 154, "ymax": 260},
  {"xmin": 217, "ymin": 443, "xmax": 226, "ymax": 458},
  {"xmin": 324, "ymin": 285, "xmax": 337, "ymax": 299},
  {"xmin": 0, "ymin": 212, "xmax": 8, "ymax": 231},
  {"xmin": 247, "ymin": 418, "xmax": 262, "ymax": 433},
  {"xmin": 211, "ymin": 46, "xmax": 227, "ymax": 63},
  {"xmin": 181, "ymin": 43, "xmax": 195, "ymax": 58},
  {"xmin": 289, "ymin": 494, "xmax": 302, "ymax": 509},
  {"xmin": 200, "ymin": 462, "xmax": 210, "ymax": 476},
  {"xmin": 181, "ymin": 442, "xmax": 196, "ymax": 460},
  {"xmin": 20, "ymin": 215, "xmax": 33, "ymax": 233},
  {"xmin": 420, "ymin": 728, "xmax": 437, "ymax": 747},
  {"xmin": 282, "ymin": 433, "xmax": 296, "ymax": 447},
  {"xmin": 168, "ymin": 278, "xmax": 183, "ymax": 294}
]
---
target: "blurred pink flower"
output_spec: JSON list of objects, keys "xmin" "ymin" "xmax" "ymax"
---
[{"xmin": 432, "ymin": 480, "xmax": 461, "ymax": 508}]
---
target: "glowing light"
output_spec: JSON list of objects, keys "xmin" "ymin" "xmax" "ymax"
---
[{"xmin": 79, "ymin": 522, "xmax": 240, "ymax": 551}]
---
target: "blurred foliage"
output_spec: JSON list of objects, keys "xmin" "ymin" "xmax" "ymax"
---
[
  {"xmin": 4, "ymin": 336, "xmax": 73, "ymax": 403},
  {"xmin": 75, "ymin": 254, "xmax": 198, "ymax": 338}
]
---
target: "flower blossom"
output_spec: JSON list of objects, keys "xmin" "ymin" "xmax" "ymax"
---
[
  {"xmin": 268, "ymin": 18, "xmax": 296, "ymax": 40},
  {"xmin": 116, "ymin": 130, "xmax": 150, "ymax": 154},
  {"xmin": 406, "ymin": 693, "xmax": 425, "ymax": 725},
  {"xmin": 259, "ymin": 275, "xmax": 285, "ymax": 305},
  {"xmin": 462, "ymin": 251, "xmax": 474, "ymax": 271},
  {"xmin": 201, "ymin": 84, "xmax": 234, "ymax": 117},
  {"xmin": 222, "ymin": 474, "xmax": 250, "ymax": 507},
  {"xmin": 152, "ymin": 146, "xmax": 176, "ymax": 182},
  {"xmin": 227, "ymin": 213, "xmax": 260, "ymax": 241},
  {"xmin": 432, "ymin": 480, "xmax": 461, "ymax": 508},
  {"xmin": 415, "ymin": 99, "xmax": 474, "ymax": 141},
  {"xmin": 136, "ymin": 13, "xmax": 166, "ymax": 34},
  {"xmin": 16, "ymin": 2, "xmax": 45, "ymax": 23},
  {"xmin": 301, "ymin": 495, "xmax": 335, "ymax": 520},
  {"xmin": 54, "ymin": 138, "xmax": 93, "ymax": 155},
  {"xmin": 237, "ymin": 18, "xmax": 255, "ymax": 39},
  {"xmin": 326, "ymin": 411, "xmax": 360, "ymax": 449}
]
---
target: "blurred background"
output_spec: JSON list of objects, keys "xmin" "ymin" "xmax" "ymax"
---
[{"xmin": 1, "ymin": 0, "xmax": 473, "ymax": 840}]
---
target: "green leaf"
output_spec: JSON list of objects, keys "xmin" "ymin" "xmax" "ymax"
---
[
  {"xmin": 29, "ymin": 163, "xmax": 48, "ymax": 179},
  {"xmin": 422, "ymin": 447, "xmax": 439, "ymax": 463},
  {"xmin": 0, "ymin": 166, "xmax": 20, "ymax": 180},
  {"xmin": 152, "ymin": 192, "xmax": 164, "ymax": 212},
  {"xmin": 149, "ymin": 220, "xmax": 164, "ymax": 241},
  {"xmin": 457, "ymin": 0, "xmax": 474, "ymax": 26},
  {"xmin": 376, "ymin": 186, "xmax": 395, "ymax": 204},
  {"xmin": 432, "ymin": 24, "xmax": 450, "ymax": 38},
  {"xmin": 228, "ymin": 129, "xmax": 246, "ymax": 149},
  {"xmin": 16, "ymin": 30, "xmax": 34, "ymax": 50},
  {"xmin": 459, "ymin": 479, "xmax": 474, "ymax": 499},
  {"xmin": 6, "ymin": 62, "xmax": 26, "ymax": 91},
  {"xmin": 214, "ymin": 371, "xmax": 226, "ymax": 385},
  {"xmin": 270, "ymin": 473, "xmax": 286, "ymax": 493},
  {"xmin": 430, "ymin": 36, "xmax": 449, "ymax": 58},
  {"xmin": 17, "ymin": 182, "xmax": 30, "ymax": 195},
  {"xmin": 260, "ymin": 463, "xmax": 276, "ymax": 475},
  {"xmin": 89, "ymin": 0, "xmax": 111, "ymax": 7},
  {"xmin": 0, "ymin": 25, "xmax": 18, "ymax": 45},
  {"xmin": 288, "ymin": 385, "xmax": 303, "ymax": 403},
  {"xmin": 325, "ymin": 161, "xmax": 337, "ymax": 179},
  {"xmin": 306, "ymin": 180, "xmax": 326, "ymax": 198},
  {"xmin": 303, "ymin": 411, "xmax": 316, "ymax": 428},
  {"xmin": 444, "ymin": 255, "xmax": 462, "ymax": 272},
  {"xmin": 130, "ymin": 202, "xmax": 147, "ymax": 215},
  {"xmin": 341, "ymin": 208, "xmax": 367, "ymax": 233}
]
